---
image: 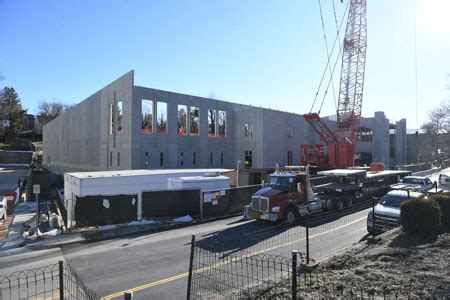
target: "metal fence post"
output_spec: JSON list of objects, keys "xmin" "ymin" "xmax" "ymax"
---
[
  {"xmin": 199, "ymin": 191, "xmax": 203, "ymax": 221},
  {"xmin": 123, "ymin": 291, "xmax": 133, "ymax": 299},
  {"xmin": 186, "ymin": 234, "xmax": 196, "ymax": 300},
  {"xmin": 59, "ymin": 261, "xmax": 64, "ymax": 300},
  {"xmin": 292, "ymin": 250, "xmax": 298, "ymax": 300},
  {"xmin": 306, "ymin": 214, "xmax": 310, "ymax": 265}
]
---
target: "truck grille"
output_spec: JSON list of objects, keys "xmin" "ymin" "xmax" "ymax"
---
[
  {"xmin": 252, "ymin": 196, "xmax": 269, "ymax": 212},
  {"xmin": 373, "ymin": 214, "xmax": 400, "ymax": 231}
]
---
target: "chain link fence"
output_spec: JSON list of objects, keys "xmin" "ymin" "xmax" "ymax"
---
[{"xmin": 0, "ymin": 261, "xmax": 98, "ymax": 300}]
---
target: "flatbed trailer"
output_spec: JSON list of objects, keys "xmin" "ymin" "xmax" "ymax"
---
[{"xmin": 247, "ymin": 168, "xmax": 411, "ymax": 224}]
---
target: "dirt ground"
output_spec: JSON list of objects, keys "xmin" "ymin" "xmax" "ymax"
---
[{"xmin": 297, "ymin": 228, "xmax": 450, "ymax": 298}]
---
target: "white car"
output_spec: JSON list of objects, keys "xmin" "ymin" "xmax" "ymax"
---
[
  {"xmin": 438, "ymin": 174, "xmax": 450, "ymax": 189},
  {"xmin": 0, "ymin": 196, "xmax": 7, "ymax": 222},
  {"xmin": 390, "ymin": 176, "xmax": 435, "ymax": 193},
  {"xmin": 367, "ymin": 190, "xmax": 424, "ymax": 234}
]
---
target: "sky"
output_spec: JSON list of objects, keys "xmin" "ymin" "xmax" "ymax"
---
[{"xmin": 1, "ymin": 0, "xmax": 449, "ymax": 129}]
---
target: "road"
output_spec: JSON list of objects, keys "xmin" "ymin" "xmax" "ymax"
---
[
  {"xmin": 2, "ymin": 167, "xmax": 448, "ymax": 299},
  {"xmin": 0, "ymin": 206, "xmax": 370, "ymax": 299}
]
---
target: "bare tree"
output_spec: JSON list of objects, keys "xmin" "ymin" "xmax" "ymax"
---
[
  {"xmin": 37, "ymin": 100, "xmax": 72, "ymax": 125},
  {"xmin": 421, "ymin": 101, "xmax": 450, "ymax": 160}
]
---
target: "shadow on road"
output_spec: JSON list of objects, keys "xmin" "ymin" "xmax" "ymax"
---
[{"xmin": 195, "ymin": 202, "xmax": 372, "ymax": 257}]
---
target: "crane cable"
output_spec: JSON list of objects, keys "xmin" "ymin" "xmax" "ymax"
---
[
  {"xmin": 331, "ymin": 0, "xmax": 343, "ymax": 111},
  {"xmin": 317, "ymin": 0, "xmax": 338, "ymax": 111},
  {"xmin": 310, "ymin": 0, "xmax": 349, "ymax": 113}
]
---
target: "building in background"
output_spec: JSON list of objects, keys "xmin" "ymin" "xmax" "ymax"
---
[{"xmin": 43, "ymin": 71, "xmax": 408, "ymax": 185}]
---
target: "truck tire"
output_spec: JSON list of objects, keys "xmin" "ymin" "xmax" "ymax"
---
[
  {"xmin": 335, "ymin": 200, "xmax": 344, "ymax": 211},
  {"xmin": 324, "ymin": 199, "xmax": 333, "ymax": 211},
  {"xmin": 345, "ymin": 198, "xmax": 353, "ymax": 208},
  {"xmin": 284, "ymin": 207, "xmax": 298, "ymax": 224}
]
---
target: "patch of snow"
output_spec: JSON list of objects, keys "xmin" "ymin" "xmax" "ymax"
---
[
  {"xmin": 98, "ymin": 224, "xmax": 117, "ymax": 231},
  {"xmin": 128, "ymin": 219, "xmax": 157, "ymax": 226},
  {"xmin": 42, "ymin": 229, "xmax": 61, "ymax": 236},
  {"xmin": 172, "ymin": 215, "xmax": 193, "ymax": 223}
]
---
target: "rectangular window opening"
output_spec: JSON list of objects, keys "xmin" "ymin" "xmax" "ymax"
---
[
  {"xmin": 180, "ymin": 152, "xmax": 184, "ymax": 166},
  {"xmin": 117, "ymin": 101, "xmax": 123, "ymax": 134},
  {"xmin": 221, "ymin": 153, "xmax": 224, "ymax": 165},
  {"xmin": 109, "ymin": 103, "xmax": 115, "ymax": 134},
  {"xmin": 288, "ymin": 151, "xmax": 293, "ymax": 166},
  {"xmin": 145, "ymin": 152, "xmax": 149, "ymax": 166},
  {"xmin": 117, "ymin": 152, "xmax": 120, "ymax": 166},
  {"xmin": 210, "ymin": 153, "xmax": 213, "ymax": 165},
  {"xmin": 208, "ymin": 109, "xmax": 216, "ymax": 137},
  {"xmin": 156, "ymin": 102, "xmax": 167, "ymax": 134},
  {"xmin": 193, "ymin": 152, "xmax": 196, "ymax": 165},
  {"xmin": 178, "ymin": 105, "xmax": 188, "ymax": 135},
  {"xmin": 160, "ymin": 152, "xmax": 164, "ymax": 166},
  {"xmin": 218, "ymin": 110, "xmax": 226, "ymax": 137},
  {"xmin": 190, "ymin": 107, "xmax": 200, "ymax": 135},
  {"xmin": 244, "ymin": 123, "xmax": 253, "ymax": 137},
  {"xmin": 141, "ymin": 100, "xmax": 153, "ymax": 133},
  {"xmin": 245, "ymin": 151, "xmax": 253, "ymax": 169}
]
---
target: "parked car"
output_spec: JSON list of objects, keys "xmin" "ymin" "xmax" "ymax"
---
[
  {"xmin": 0, "ymin": 196, "xmax": 7, "ymax": 222},
  {"xmin": 438, "ymin": 173, "xmax": 450, "ymax": 189},
  {"xmin": 367, "ymin": 190, "xmax": 424, "ymax": 234},
  {"xmin": 390, "ymin": 176, "xmax": 435, "ymax": 193}
]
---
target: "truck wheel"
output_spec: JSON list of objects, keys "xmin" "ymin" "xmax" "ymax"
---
[
  {"xmin": 345, "ymin": 198, "xmax": 353, "ymax": 208},
  {"xmin": 335, "ymin": 200, "xmax": 344, "ymax": 211},
  {"xmin": 284, "ymin": 208, "xmax": 297, "ymax": 224},
  {"xmin": 324, "ymin": 199, "xmax": 333, "ymax": 211}
]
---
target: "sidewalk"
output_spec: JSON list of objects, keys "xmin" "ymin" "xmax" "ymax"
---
[
  {"xmin": 0, "ymin": 202, "xmax": 36, "ymax": 250},
  {"xmin": 24, "ymin": 217, "xmax": 196, "ymax": 250}
]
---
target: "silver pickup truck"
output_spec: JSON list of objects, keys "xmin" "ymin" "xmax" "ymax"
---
[{"xmin": 367, "ymin": 190, "xmax": 424, "ymax": 234}]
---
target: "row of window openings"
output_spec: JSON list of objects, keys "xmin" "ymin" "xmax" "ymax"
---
[
  {"xmin": 143, "ymin": 152, "xmax": 225, "ymax": 167},
  {"xmin": 142, "ymin": 100, "xmax": 227, "ymax": 137}
]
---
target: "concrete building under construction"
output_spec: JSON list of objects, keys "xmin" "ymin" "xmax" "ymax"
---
[{"xmin": 43, "ymin": 71, "xmax": 408, "ymax": 185}]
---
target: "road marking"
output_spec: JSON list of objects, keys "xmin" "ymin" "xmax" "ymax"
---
[{"xmin": 101, "ymin": 214, "xmax": 367, "ymax": 299}]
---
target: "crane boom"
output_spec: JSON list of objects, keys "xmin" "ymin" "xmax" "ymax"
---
[{"xmin": 302, "ymin": 0, "xmax": 367, "ymax": 168}]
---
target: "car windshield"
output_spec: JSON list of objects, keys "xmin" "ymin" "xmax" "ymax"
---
[
  {"xmin": 380, "ymin": 195, "xmax": 409, "ymax": 208},
  {"xmin": 402, "ymin": 177, "xmax": 424, "ymax": 185},
  {"xmin": 268, "ymin": 176, "xmax": 293, "ymax": 188}
]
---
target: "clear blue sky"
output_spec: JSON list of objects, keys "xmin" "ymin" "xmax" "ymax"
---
[{"xmin": 1, "ymin": 0, "xmax": 449, "ymax": 129}]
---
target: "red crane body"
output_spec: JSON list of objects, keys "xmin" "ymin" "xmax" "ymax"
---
[{"xmin": 302, "ymin": 0, "xmax": 367, "ymax": 169}]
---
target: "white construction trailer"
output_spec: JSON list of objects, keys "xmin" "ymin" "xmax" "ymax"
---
[{"xmin": 64, "ymin": 169, "xmax": 232, "ymax": 227}]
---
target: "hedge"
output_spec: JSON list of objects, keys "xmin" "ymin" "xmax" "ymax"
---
[
  {"xmin": 400, "ymin": 198, "xmax": 441, "ymax": 234},
  {"xmin": 429, "ymin": 193, "xmax": 450, "ymax": 229}
]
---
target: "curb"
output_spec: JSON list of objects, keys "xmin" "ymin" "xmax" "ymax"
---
[{"xmin": 24, "ymin": 220, "xmax": 202, "ymax": 250}]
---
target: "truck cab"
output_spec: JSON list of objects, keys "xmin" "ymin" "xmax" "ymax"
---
[{"xmin": 248, "ymin": 172, "xmax": 308, "ymax": 223}]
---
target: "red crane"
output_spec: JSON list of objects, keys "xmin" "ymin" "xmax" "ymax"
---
[{"xmin": 302, "ymin": 0, "xmax": 367, "ymax": 168}]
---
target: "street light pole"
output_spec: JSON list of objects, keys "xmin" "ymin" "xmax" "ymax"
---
[{"xmin": 236, "ymin": 160, "xmax": 241, "ymax": 187}]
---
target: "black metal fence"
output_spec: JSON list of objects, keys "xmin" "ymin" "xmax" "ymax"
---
[
  {"xmin": 202, "ymin": 185, "xmax": 261, "ymax": 220},
  {"xmin": 74, "ymin": 194, "xmax": 138, "ymax": 227},
  {"xmin": 0, "ymin": 261, "xmax": 98, "ymax": 300},
  {"xmin": 187, "ymin": 196, "xmax": 450, "ymax": 299}
]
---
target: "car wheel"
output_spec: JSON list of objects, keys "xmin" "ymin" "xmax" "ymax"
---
[{"xmin": 284, "ymin": 208, "xmax": 297, "ymax": 224}]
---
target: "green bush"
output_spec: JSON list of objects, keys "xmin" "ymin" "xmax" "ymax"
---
[
  {"xmin": 400, "ymin": 198, "xmax": 441, "ymax": 234},
  {"xmin": 430, "ymin": 193, "xmax": 450, "ymax": 229}
]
